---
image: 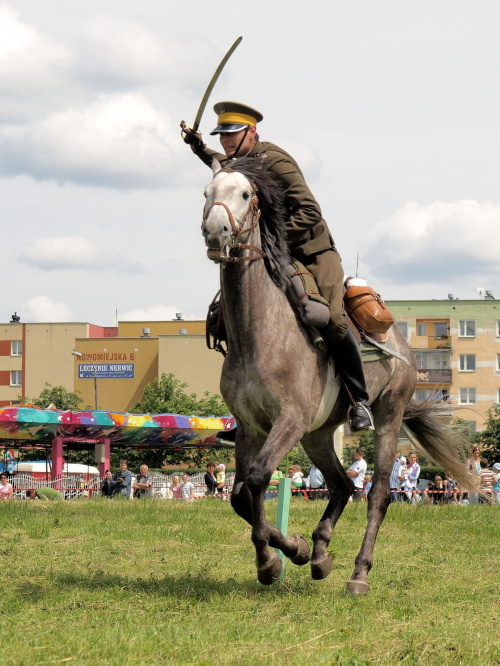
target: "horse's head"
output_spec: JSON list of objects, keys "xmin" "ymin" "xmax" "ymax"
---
[{"xmin": 202, "ymin": 160, "xmax": 261, "ymax": 263}]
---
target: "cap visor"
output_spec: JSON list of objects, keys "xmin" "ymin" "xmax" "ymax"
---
[{"xmin": 210, "ymin": 123, "xmax": 248, "ymax": 135}]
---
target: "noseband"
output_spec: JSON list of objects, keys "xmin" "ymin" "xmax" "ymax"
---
[{"xmin": 202, "ymin": 170, "xmax": 266, "ymax": 264}]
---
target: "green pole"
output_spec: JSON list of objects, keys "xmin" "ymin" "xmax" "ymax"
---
[{"xmin": 274, "ymin": 476, "xmax": 291, "ymax": 580}]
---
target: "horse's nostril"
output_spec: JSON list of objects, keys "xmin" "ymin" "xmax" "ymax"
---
[{"xmin": 223, "ymin": 226, "xmax": 229, "ymax": 232}]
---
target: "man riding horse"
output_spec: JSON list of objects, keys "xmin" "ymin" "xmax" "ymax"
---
[{"xmin": 183, "ymin": 101, "xmax": 374, "ymax": 432}]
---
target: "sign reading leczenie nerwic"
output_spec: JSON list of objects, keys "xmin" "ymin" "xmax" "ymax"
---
[{"xmin": 78, "ymin": 364, "xmax": 134, "ymax": 378}]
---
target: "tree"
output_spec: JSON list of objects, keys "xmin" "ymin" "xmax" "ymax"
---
[
  {"xmin": 473, "ymin": 404, "xmax": 500, "ymax": 461},
  {"xmin": 18, "ymin": 383, "xmax": 89, "ymax": 411},
  {"xmin": 343, "ymin": 431, "xmax": 376, "ymax": 467},
  {"xmin": 130, "ymin": 373, "xmax": 228, "ymax": 416},
  {"xmin": 130, "ymin": 373, "xmax": 230, "ymax": 468}
]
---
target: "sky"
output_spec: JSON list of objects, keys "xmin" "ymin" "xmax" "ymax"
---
[{"xmin": 1, "ymin": 0, "xmax": 499, "ymax": 325}]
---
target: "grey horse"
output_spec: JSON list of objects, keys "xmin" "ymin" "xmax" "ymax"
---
[{"xmin": 202, "ymin": 157, "xmax": 474, "ymax": 594}]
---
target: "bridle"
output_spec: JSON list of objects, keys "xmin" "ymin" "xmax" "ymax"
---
[{"xmin": 202, "ymin": 169, "xmax": 266, "ymax": 264}]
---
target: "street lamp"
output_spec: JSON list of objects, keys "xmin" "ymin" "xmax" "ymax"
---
[{"xmin": 72, "ymin": 350, "xmax": 99, "ymax": 410}]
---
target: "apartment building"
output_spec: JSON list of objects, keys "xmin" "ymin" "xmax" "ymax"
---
[
  {"xmin": 1, "ymin": 299, "xmax": 498, "ymax": 426},
  {"xmin": 387, "ymin": 297, "xmax": 499, "ymax": 430}
]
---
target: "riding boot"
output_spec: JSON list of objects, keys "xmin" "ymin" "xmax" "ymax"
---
[{"xmin": 322, "ymin": 324, "xmax": 375, "ymax": 432}]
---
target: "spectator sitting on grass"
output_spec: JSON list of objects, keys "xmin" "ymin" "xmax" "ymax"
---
[
  {"xmin": 362, "ymin": 474, "xmax": 372, "ymax": 501},
  {"xmin": 26, "ymin": 487, "xmax": 63, "ymax": 501},
  {"xmin": 444, "ymin": 472, "xmax": 460, "ymax": 505}
]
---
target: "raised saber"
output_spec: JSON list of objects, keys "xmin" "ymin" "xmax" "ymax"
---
[{"xmin": 181, "ymin": 36, "xmax": 242, "ymax": 136}]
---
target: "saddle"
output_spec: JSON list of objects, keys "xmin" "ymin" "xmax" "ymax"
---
[{"xmin": 206, "ymin": 263, "xmax": 395, "ymax": 356}]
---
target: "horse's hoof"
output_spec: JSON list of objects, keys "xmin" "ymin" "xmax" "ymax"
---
[
  {"xmin": 257, "ymin": 553, "xmax": 282, "ymax": 585},
  {"xmin": 290, "ymin": 535, "xmax": 310, "ymax": 566},
  {"xmin": 345, "ymin": 579, "xmax": 370, "ymax": 595},
  {"xmin": 311, "ymin": 554, "xmax": 333, "ymax": 580}
]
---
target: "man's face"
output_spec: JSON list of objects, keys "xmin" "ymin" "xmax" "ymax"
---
[
  {"xmin": 120, "ymin": 461, "xmax": 127, "ymax": 470},
  {"xmin": 409, "ymin": 454, "xmax": 417, "ymax": 464},
  {"xmin": 182, "ymin": 474, "xmax": 188, "ymax": 482},
  {"xmin": 219, "ymin": 126, "xmax": 256, "ymax": 157},
  {"xmin": 140, "ymin": 465, "xmax": 148, "ymax": 475}
]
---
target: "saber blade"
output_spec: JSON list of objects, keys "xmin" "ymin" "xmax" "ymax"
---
[{"xmin": 193, "ymin": 36, "xmax": 242, "ymax": 132}]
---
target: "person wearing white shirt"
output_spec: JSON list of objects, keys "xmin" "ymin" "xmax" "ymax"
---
[{"xmin": 346, "ymin": 448, "xmax": 367, "ymax": 500}]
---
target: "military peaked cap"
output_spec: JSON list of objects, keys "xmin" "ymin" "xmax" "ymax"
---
[{"xmin": 210, "ymin": 101, "xmax": 264, "ymax": 135}]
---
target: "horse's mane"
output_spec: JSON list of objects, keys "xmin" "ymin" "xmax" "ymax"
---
[{"xmin": 222, "ymin": 157, "xmax": 291, "ymax": 290}]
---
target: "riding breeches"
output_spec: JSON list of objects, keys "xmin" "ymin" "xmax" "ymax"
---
[{"xmin": 301, "ymin": 248, "xmax": 348, "ymax": 343}]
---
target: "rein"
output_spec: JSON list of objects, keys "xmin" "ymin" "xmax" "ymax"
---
[{"xmin": 202, "ymin": 170, "xmax": 266, "ymax": 264}]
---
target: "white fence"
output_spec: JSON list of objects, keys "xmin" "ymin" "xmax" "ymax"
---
[{"xmin": 10, "ymin": 471, "xmax": 235, "ymax": 500}]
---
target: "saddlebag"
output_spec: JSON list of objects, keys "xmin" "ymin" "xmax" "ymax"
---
[{"xmin": 344, "ymin": 278, "xmax": 394, "ymax": 335}]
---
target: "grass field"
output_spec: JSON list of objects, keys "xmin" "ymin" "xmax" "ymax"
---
[{"xmin": 0, "ymin": 498, "xmax": 498, "ymax": 665}]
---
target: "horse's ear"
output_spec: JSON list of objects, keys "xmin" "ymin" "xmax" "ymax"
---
[{"xmin": 211, "ymin": 158, "xmax": 221, "ymax": 175}]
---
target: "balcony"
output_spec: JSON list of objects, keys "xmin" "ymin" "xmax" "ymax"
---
[
  {"xmin": 412, "ymin": 335, "xmax": 451, "ymax": 350},
  {"xmin": 416, "ymin": 368, "xmax": 452, "ymax": 384}
]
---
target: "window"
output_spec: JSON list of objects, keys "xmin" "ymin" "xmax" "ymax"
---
[
  {"xmin": 459, "ymin": 354, "xmax": 476, "ymax": 372},
  {"xmin": 415, "ymin": 389, "xmax": 433, "ymax": 402},
  {"xmin": 417, "ymin": 323, "xmax": 427, "ymax": 336},
  {"xmin": 459, "ymin": 320, "xmax": 476, "ymax": 337},
  {"xmin": 414, "ymin": 351, "xmax": 450, "ymax": 370},
  {"xmin": 396, "ymin": 322, "xmax": 408, "ymax": 338},
  {"xmin": 497, "ymin": 321, "xmax": 500, "ymax": 337},
  {"xmin": 497, "ymin": 354, "xmax": 500, "ymax": 372},
  {"xmin": 459, "ymin": 388, "xmax": 476, "ymax": 404},
  {"xmin": 415, "ymin": 388, "xmax": 449, "ymax": 402},
  {"xmin": 434, "ymin": 322, "xmax": 448, "ymax": 338},
  {"xmin": 11, "ymin": 341, "xmax": 22, "ymax": 356},
  {"xmin": 11, "ymin": 371, "xmax": 22, "ymax": 386},
  {"xmin": 497, "ymin": 388, "xmax": 500, "ymax": 404}
]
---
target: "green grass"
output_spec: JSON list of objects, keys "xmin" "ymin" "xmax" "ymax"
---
[{"xmin": 0, "ymin": 499, "xmax": 498, "ymax": 665}]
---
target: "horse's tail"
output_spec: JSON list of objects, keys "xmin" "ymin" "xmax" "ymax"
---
[{"xmin": 402, "ymin": 400, "xmax": 477, "ymax": 490}]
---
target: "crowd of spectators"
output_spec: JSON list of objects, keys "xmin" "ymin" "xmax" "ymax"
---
[{"xmin": 2, "ymin": 448, "xmax": 499, "ymax": 505}]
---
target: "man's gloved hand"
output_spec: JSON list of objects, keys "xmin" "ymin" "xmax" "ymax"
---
[{"xmin": 180, "ymin": 121, "xmax": 206, "ymax": 153}]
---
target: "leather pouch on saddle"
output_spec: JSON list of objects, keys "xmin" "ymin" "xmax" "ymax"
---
[{"xmin": 343, "ymin": 277, "xmax": 394, "ymax": 340}]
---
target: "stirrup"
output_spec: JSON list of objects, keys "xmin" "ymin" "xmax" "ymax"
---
[{"xmin": 348, "ymin": 402, "xmax": 375, "ymax": 432}]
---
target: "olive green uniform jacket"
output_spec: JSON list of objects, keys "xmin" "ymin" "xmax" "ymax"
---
[
  {"xmin": 195, "ymin": 140, "xmax": 335, "ymax": 260},
  {"xmin": 195, "ymin": 140, "xmax": 348, "ymax": 340}
]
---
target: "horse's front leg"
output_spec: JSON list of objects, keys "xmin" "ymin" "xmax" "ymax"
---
[{"xmin": 246, "ymin": 415, "xmax": 308, "ymax": 584}]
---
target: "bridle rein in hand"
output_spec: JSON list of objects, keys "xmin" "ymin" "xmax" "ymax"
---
[{"xmin": 202, "ymin": 171, "xmax": 266, "ymax": 264}]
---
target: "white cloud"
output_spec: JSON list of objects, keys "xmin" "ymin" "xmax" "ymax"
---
[
  {"xmin": 364, "ymin": 200, "xmax": 500, "ymax": 284},
  {"xmin": 22, "ymin": 295, "xmax": 73, "ymax": 322},
  {"xmin": 119, "ymin": 305, "xmax": 194, "ymax": 321},
  {"xmin": 18, "ymin": 236, "xmax": 144, "ymax": 272},
  {"xmin": 75, "ymin": 16, "xmax": 170, "ymax": 90},
  {"xmin": 0, "ymin": 94, "xmax": 182, "ymax": 188},
  {"xmin": 0, "ymin": 6, "xmax": 73, "ymax": 122}
]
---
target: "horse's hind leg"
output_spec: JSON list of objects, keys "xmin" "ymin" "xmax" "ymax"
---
[
  {"xmin": 301, "ymin": 428, "xmax": 353, "ymax": 580},
  {"xmin": 346, "ymin": 394, "xmax": 404, "ymax": 595}
]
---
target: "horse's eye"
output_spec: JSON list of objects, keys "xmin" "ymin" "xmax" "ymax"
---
[{"xmin": 243, "ymin": 192, "xmax": 250, "ymax": 200}]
